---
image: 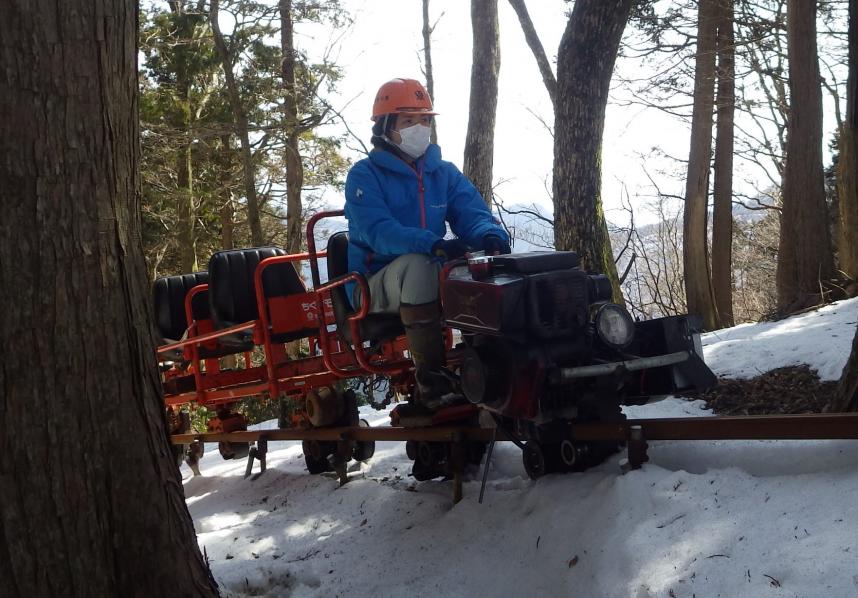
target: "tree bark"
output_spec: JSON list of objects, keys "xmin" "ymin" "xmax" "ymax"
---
[
  {"xmin": 777, "ymin": 0, "xmax": 834, "ymax": 312},
  {"xmin": 507, "ymin": 0, "xmax": 557, "ymax": 108},
  {"xmin": 280, "ymin": 0, "xmax": 305, "ymax": 254},
  {"xmin": 219, "ymin": 135, "xmax": 236, "ymax": 251},
  {"xmin": 210, "ymin": 0, "xmax": 264, "ymax": 247},
  {"xmin": 0, "ymin": 2, "xmax": 219, "ymax": 596},
  {"xmin": 422, "ymin": 0, "xmax": 439, "ymax": 144},
  {"xmin": 552, "ymin": 0, "xmax": 631, "ymax": 302},
  {"xmin": 838, "ymin": 0, "xmax": 858, "ymax": 283},
  {"xmin": 176, "ymin": 134, "xmax": 197, "ymax": 272},
  {"xmin": 832, "ymin": 323, "xmax": 858, "ymax": 411},
  {"xmin": 170, "ymin": 1, "xmax": 198, "ymax": 274},
  {"xmin": 683, "ymin": 0, "xmax": 720, "ymax": 331},
  {"xmin": 712, "ymin": 0, "xmax": 735, "ymax": 327},
  {"xmin": 463, "ymin": 0, "xmax": 501, "ymax": 207}
]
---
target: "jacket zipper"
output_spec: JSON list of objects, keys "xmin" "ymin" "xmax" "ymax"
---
[{"xmin": 417, "ymin": 167, "xmax": 426, "ymax": 229}]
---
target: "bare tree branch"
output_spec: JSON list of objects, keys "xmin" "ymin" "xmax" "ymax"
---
[{"xmin": 507, "ymin": 0, "xmax": 557, "ymax": 107}]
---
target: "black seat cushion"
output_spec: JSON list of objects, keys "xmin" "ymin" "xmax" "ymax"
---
[
  {"xmin": 326, "ymin": 232, "xmax": 404, "ymax": 344},
  {"xmin": 152, "ymin": 271, "xmax": 252, "ymax": 360},
  {"xmin": 153, "ymin": 271, "xmax": 209, "ymax": 344},
  {"xmin": 208, "ymin": 246, "xmax": 316, "ymax": 344}
]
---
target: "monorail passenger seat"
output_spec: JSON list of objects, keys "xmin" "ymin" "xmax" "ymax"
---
[
  {"xmin": 153, "ymin": 271, "xmax": 253, "ymax": 361},
  {"xmin": 207, "ymin": 247, "xmax": 320, "ymax": 345},
  {"xmin": 326, "ymin": 231, "xmax": 404, "ymax": 345}
]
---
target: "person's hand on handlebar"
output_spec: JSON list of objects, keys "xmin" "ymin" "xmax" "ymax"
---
[
  {"xmin": 483, "ymin": 234, "xmax": 511, "ymax": 256},
  {"xmin": 431, "ymin": 238, "xmax": 470, "ymax": 261}
]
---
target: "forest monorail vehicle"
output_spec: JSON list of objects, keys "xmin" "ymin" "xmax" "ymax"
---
[{"xmin": 155, "ymin": 210, "xmax": 716, "ymax": 483}]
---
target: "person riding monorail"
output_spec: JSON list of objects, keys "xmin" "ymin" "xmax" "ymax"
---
[{"xmin": 344, "ymin": 78, "xmax": 511, "ymax": 411}]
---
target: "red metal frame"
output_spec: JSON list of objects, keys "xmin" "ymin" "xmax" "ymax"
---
[
  {"xmin": 253, "ymin": 252, "xmax": 327, "ymax": 400},
  {"xmin": 156, "ymin": 209, "xmax": 458, "ymax": 414},
  {"xmin": 305, "ymin": 210, "xmax": 416, "ymax": 376},
  {"xmin": 156, "ymin": 241, "xmax": 388, "ymax": 411}
]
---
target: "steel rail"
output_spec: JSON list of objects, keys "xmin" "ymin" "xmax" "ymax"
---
[
  {"xmin": 170, "ymin": 412, "xmax": 858, "ymax": 445},
  {"xmin": 583, "ymin": 413, "xmax": 858, "ymax": 441},
  {"xmin": 171, "ymin": 426, "xmax": 497, "ymax": 444}
]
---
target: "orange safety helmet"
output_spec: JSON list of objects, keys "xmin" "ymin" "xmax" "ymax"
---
[{"xmin": 371, "ymin": 78, "xmax": 438, "ymax": 121}]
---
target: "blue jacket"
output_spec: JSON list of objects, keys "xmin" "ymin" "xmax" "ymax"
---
[{"xmin": 344, "ymin": 144, "xmax": 508, "ymax": 296}]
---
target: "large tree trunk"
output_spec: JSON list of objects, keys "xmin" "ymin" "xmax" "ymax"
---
[
  {"xmin": 776, "ymin": 0, "xmax": 834, "ymax": 311},
  {"xmin": 508, "ymin": 0, "xmax": 557, "ymax": 108},
  {"xmin": 712, "ymin": 0, "xmax": 736, "ymax": 327},
  {"xmin": 552, "ymin": 0, "xmax": 631, "ymax": 302},
  {"xmin": 210, "ymin": 0, "xmax": 264, "ymax": 247},
  {"xmin": 830, "ymin": 0, "xmax": 858, "ymax": 408},
  {"xmin": 832, "ymin": 325, "xmax": 858, "ymax": 411},
  {"xmin": 838, "ymin": 0, "xmax": 858, "ymax": 284},
  {"xmin": 280, "ymin": 0, "xmax": 305, "ymax": 254},
  {"xmin": 463, "ymin": 0, "xmax": 501, "ymax": 207},
  {"xmin": 683, "ymin": 0, "xmax": 720, "ymax": 331},
  {"xmin": 0, "ymin": 2, "xmax": 218, "ymax": 596},
  {"xmin": 422, "ymin": 0, "xmax": 439, "ymax": 144}
]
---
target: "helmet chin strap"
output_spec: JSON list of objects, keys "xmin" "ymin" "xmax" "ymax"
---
[{"xmin": 380, "ymin": 114, "xmax": 398, "ymax": 148}]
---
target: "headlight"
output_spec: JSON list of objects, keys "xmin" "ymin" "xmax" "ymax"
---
[{"xmin": 595, "ymin": 303, "xmax": 634, "ymax": 349}]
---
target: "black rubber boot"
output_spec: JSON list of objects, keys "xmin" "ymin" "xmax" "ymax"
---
[{"xmin": 400, "ymin": 301, "xmax": 463, "ymax": 411}]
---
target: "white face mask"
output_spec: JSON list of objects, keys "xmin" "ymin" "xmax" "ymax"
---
[{"xmin": 395, "ymin": 123, "xmax": 431, "ymax": 159}]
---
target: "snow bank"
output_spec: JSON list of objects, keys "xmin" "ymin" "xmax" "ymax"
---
[
  {"xmin": 701, "ymin": 296, "xmax": 858, "ymax": 381},
  {"xmin": 184, "ymin": 297, "xmax": 858, "ymax": 597}
]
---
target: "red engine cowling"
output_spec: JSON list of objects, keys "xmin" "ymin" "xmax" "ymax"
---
[
  {"xmin": 459, "ymin": 340, "xmax": 547, "ymax": 420},
  {"xmin": 443, "ymin": 251, "xmax": 610, "ymax": 341}
]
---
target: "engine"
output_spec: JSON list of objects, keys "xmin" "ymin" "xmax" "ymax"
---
[{"xmin": 443, "ymin": 251, "xmax": 716, "ymax": 427}]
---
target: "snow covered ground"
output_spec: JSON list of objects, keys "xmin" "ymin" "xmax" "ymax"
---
[{"xmin": 183, "ymin": 297, "xmax": 858, "ymax": 597}]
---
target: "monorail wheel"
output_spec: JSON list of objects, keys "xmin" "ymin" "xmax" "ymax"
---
[
  {"xmin": 352, "ymin": 419, "xmax": 375, "ymax": 463},
  {"xmin": 302, "ymin": 439, "xmax": 335, "ymax": 475},
  {"xmin": 522, "ymin": 441, "xmax": 548, "ymax": 480},
  {"xmin": 218, "ymin": 440, "xmax": 250, "ymax": 461},
  {"xmin": 205, "ymin": 408, "xmax": 250, "ymax": 460},
  {"xmin": 306, "ymin": 387, "xmax": 345, "ymax": 427},
  {"xmin": 410, "ymin": 441, "xmax": 447, "ymax": 481},
  {"xmin": 523, "ymin": 441, "xmax": 566, "ymax": 479}
]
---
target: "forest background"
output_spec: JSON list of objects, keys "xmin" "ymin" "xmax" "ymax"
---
[
  {"xmin": 3, "ymin": 1, "xmax": 858, "ymax": 595},
  {"xmin": 139, "ymin": 0, "xmax": 858, "ymax": 423},
  {"xmin": 140, "ymin": 0, "xmax": 853, "ymax": 327}
]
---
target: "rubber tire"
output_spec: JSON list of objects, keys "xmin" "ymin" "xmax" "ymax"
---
[
  {"xmin": 307, "ymin": 387, "xmax": 343, "ymax": 427},
  {"xmin": 523, "ymin": 441, "xmax": 547, "ymax": 480},
  {"xmin": 353, "ymin": 419, "xmax": 376, "ymax": 462},
  {"xmin": 219, "ymin": 441, "xmax": 250, "ymax": 461},
  {"xmin": 560, "ymin": 439, "xmax": 579, "ymax": 468},
  {"xmin": 302, "ymin": 440, "xmax": 332, "ymax": 475}
]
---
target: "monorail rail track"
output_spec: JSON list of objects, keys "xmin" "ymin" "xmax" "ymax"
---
[
  {"xmin": 171, "ymin": 412, "xmax": 858, "ymax": 503},
  {"xmin": 171, "ymin": 413, "xmax": 858, "ymax": 445}
]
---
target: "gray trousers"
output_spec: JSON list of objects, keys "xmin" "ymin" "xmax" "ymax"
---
[{"xmin": 355, "ymin": 253, "xmax": 441, "ymax": 314}]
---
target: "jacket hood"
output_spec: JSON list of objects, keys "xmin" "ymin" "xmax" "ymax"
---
[{"xmin": 368, "ymin": 144, "xmax": 443, "ymax": 175}]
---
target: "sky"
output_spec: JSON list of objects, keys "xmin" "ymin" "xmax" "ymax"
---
[
  {"xmin": 311, "ymin": 0, "xmax": 654, "ymax": 226},
  {"xmin": 304, "ymin": 0, "xmax": 847, "ymax": 231}
]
